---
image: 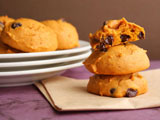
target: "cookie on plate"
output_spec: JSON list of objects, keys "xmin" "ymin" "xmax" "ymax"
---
[
  {"xmin": 90, "ymin": 18, "xmax": 145, "ymax": 50},
  {"xmin": 83, "ymin": 43, "xmax": 150, "ymax": 75},
  {"xmin": 0, "ymin": 16, "xmax": 14, "ymax": 34},
  {"xmin": 42, "ymin": 19, "xmax": 79, "ymax": 50},
  {"xmin": 0, "ymin": 18, "xmax": 58, "ymax": 52},
  {"xmin": 87, "ymin": 73, "xmax": 148, "ymax": 97}
]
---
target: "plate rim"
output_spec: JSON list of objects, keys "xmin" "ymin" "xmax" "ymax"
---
[
  {"xmin": 0, "ymin": 51, "xmax": 91, "ymax": 67},
  {"xmin": 0, "ymin": 60, "xmax": 84, "ymax": 76},
  {"xmin": 0, "ymin": 40, "xmax": 90, "ymax": 59}
]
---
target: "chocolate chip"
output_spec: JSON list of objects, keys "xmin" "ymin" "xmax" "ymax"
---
[
  {"xmin": 110, "ymin": 88, "xmax": 116, "ymax": 94},
  {"xmin": 96, "ymin": 45, "xmax": 100, "ymax": 49},
  {"xmin": 93, "ymin": 38, "xmax": 99, "ymax": 42},
  {"xmin": 104, "ymin": 35, "xmax": 114, "ymax": 45},
  {"xmin": 11, "ymin": 23, "xmax": 22, "ymax": 29},
  {"xmin": 126, "ymin": 88, "xmax": 137, "ymax": 97},
  {"xmin": 99, "ymin": 42, "xmax": 106, "ymax": 49},
  {"xmin": 95, "ymin": 36, "xmax": 108, "ymax": 52},
  {"xmin": 123, "ymin": 43, "xmax": 127, "ymax": 46},
  {"xmin": 100, "ymin": 47, "xmax": 107, "ymax": 52},
  {"xmin": 100, "ymin": 42, "xmax": 106, "ymax": 46},
  {"xmin": 120, "ymin": 34, "xmax": 131, "ymax": 42},
  {"xmin": 103, "ymin": 21, "xmax": 107, "ymax": 26},
  {"xmin": 0, "ymin": 22, "xmax": 4, "ymax": 28},
  {"xmin": 138, "ymin": 31, "xmax": 144, "ymax": 39},
  {"xmin": 96, "ymin": 42, "xmax": 107, "ymax": 52}
]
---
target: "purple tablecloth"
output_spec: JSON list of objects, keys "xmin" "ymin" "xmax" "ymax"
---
[{"xmin": 0, "ymin": 61, "xmax": 160, "ymax": 120}]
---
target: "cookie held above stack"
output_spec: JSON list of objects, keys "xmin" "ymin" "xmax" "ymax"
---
[{"xmin": 83, "ymin": 18, "xmax": 150, "ymax": 98}]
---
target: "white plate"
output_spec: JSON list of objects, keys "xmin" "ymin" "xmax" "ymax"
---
[
  {"xmin": 0, "ymin": 71, "xmax": 65, "ymax": 87},
  {"xmin": 0, "ymin": 40, "xmax": 90, "ymax": 59},
  {"xmin": 0, "ymin": 51, "xmax": 91, "ymax": 68},
  {"xmin": 0, "ymin": 60, "xmax": 84, "ymax": 86}
]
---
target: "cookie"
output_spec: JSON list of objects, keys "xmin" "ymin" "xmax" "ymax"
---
[
  {"xmin": 0, "ymin": 16, "xmax": 14, "ymax": 34},
  {"xmin": 87, "ymin": 73, "xmax": 148, "ymax": 97},
  {"xmin": 0, "ymin": 18, "xmax": 58, "ymax": 52},
  {"xmin": 42, "ymin": 19, "xmax": 79, "ymax": 50},
  {"xmin": 89, "ymin": 18, "xmax": 145, "ymax": 50},
  {"xmin": 83, "ymin": 43, "xmax": 150, "ymax": 75}
]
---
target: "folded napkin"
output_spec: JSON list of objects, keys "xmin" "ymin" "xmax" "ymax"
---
[{"xmin": 35, "ymin": 69, "xmax": 160, "ymax": 111}]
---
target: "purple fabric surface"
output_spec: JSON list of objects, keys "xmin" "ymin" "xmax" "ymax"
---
[{"xmin": 0, "ymin": 61, "xmax": 160, "ymax": 120}]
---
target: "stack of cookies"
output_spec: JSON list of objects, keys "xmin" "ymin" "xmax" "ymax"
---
[
  {"xmin": 0, "ymin": 16, "xmax": 79, "ymax": 53},
  {"xmin": 84, "ymin": 18, "xmax": 150, "ymax": 97}
]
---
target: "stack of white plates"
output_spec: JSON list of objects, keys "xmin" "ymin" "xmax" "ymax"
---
[{"xmin": 0, "ymin": 40, "xmax": 91, "ymax": 87}]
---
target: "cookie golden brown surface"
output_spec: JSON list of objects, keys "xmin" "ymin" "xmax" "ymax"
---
[
  {"xmin": 90, "ymin": 18, "xmax": 145, "ymax": 50},
  {"xmin": 0, "ymin": 18, "xmax": 58, "ymax": 52},
  {"xmin": 83, "ymin": 43, "xmax": 150, "ymax": 75},
  {"xmin": 87, "ymin": 73, "xmax": 148, "ymax": 98},
  {"xmin": 42, "ymin": 19, "xmax": 79, "ymax": 50}
]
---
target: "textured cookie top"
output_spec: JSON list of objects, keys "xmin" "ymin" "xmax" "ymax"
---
[
  {"xmin": 1, "ymin": 18, "xmax": 58, "ymax": 52},
  {"xmin": 42, "ymin": 19, "xmax": 79, "ymax": 50},
  {"xmin": 89, "ymin": 18, "xmax": 145, "ymax": 51}
]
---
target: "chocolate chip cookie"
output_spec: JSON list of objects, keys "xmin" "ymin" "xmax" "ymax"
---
[
  {"xmin": 87, "ymin": 73, "xmax": 148, "ymax": 97},
  {"xmin": 90, "ymin": 18, "xmax": 145, "ymax": 50},
  {"xmin": 0, "ymin": 18, "xmax": 58, "ymax": 52}
]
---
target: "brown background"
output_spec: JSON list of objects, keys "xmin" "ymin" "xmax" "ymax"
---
[{"xmin": 0, "ymin": 0, "xmax": 160, "ymax": 60}]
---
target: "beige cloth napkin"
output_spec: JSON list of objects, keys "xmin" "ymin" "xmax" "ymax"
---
[{"xmin": 35, "ymin": 69, "xmax": 160, "ymax": 111}]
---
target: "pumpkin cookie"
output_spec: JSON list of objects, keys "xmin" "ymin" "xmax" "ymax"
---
[
  {"xmin": 42, "ymin": 19, "xmax": 79, "ymax": 50},
  {"xmin": 0, "ymin": 18, "xmax": 58, "ymax": 52},
  {"xmin": 90, "ymin": 18, "xmax": 145, "ymax": 50},
  {"xmin": 83, "ymin": 43, "xmax": 150, "ymax": 75},
  {"xmin": 0, "ymin": 16, "xmax": 14, "ymax": 34},
  {"xmin": 87, "ymin": 73, "xmax": 148, "ymax": 97}
]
